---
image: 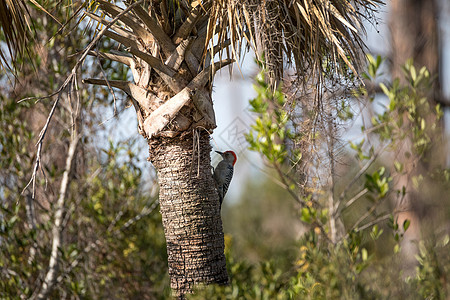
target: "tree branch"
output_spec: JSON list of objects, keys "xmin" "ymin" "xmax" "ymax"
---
[
  {"xmin": 336, "ymin": 144, "xmax": 386, "ymax": 206},
  {"xmin": 335, "ymin": 188, "xmax": 369, "ymax": 216},
  {"xmin": 273, "ymin": 162, "xmax": 304, "ymax": 206},
  {"xmin": 355, "ymin": 213, "xmax": 391, "ymax": 232},
  {"xmin": 33, "ymin": 132, "xmax": 79, "ymax": 300}
]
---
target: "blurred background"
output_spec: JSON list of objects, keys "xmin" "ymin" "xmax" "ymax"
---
[{"xmin": 1, "ymin": 0, "xmax": 449, "ymax": 299}]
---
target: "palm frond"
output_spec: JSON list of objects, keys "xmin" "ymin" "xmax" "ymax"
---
[
  {"xmin": 208, "ymin": 0, "xmax": 383, "ymax": 87},
  {"xmin": 81, "ymin": 0, "xmax": 381, "ymax": 88},
  {"xmin": 0, "ymin": 0, "xmax": 31, "ymax": 70}
]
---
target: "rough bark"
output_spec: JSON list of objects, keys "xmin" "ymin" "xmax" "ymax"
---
[{"xmin": 150, "ymin": 130, "xmax": 228, "ymax": 295}]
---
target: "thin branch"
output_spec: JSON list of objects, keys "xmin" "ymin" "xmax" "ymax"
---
[
  {"xmin": 118, "ymin": 199, "xmax": 159, "ymax": 232},
  {"xmin": 355, "ymin": 213, "xmax": 391, "ymax": 232},
  {"xmin": 350, "ymin": 202, "xmax": 379, "ymax": 233},
  {"xmin": 21, "ymin": 92, "xmax": 62, "ymax": 200},
  {"xmin": 336, "ymin": 187, "xmax": 369, "ymax": 214},
  {"xmin": 327, "ymin": 102, "xmax": 337, "ymax": 243},
  {"xmin": 273, "ymin": 162, "xmax": 304, "ymax": 206},
  {"xmin": 25, "ymin": 193, "xmax": 37, "ymax": 264},
  {"xmin": 245, "ymin": 158, "xmax": 295, "ymax": 192},
  {"xmin": 336, "ymin": 144, "xmax": 387, "ymax": 206},
  {"xmin": 32, "ymin": 133, "xmax": 80, "ymax": 300},
  {"xmin": 94, "ymin": 47, "xmax": 118, "ymax": 116}
]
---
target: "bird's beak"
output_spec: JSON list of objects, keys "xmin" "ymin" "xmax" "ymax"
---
[{"xmin": 215, "ymin": 151, "xmax": 223, "ymax": 155}]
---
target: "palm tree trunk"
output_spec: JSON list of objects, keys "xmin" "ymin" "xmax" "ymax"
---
[{"xmin": 149, "ymin": 130, "xmax": 228, "ymax": 295}]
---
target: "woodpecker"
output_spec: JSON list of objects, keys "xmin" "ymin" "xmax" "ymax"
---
[{"xmin": 213, "ymin": 150, "xmax": 237, "ymax": 208}]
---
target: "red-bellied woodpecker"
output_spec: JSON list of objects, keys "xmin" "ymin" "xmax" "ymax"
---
[{"xmin": 213, "ymin": 150, "xmax": 237, "ymax": 208}]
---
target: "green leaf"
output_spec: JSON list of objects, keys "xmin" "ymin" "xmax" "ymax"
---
[
  {"xmin": 442, "ymin": 234, "xmax": 449, "ymax": 247},
  {"xmin": 394, "ymin": 161, "xmax": 403, "ymax": 173},
  {"xmin": 403, "ymin": 219, "xmax": 410, "ymax": 232},
  {"xmin": 379, "ymin": 83, "xmax": 390, "ymax": 97},
  {"xmin": 300, "ymin": 207, "xmax": 312, "ymax": 223},
  {"xmin": 361, "ymin": 248, "xmax": 368, "ymax": 261},
  {"xmin": 410, "ymin": 65, "xmax": 417, "ymax": 82}
]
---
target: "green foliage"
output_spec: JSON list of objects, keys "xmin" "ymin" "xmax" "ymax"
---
[
  {"xmin": 368, "ymin": 57, "xmax": 441, "ymax": 156},
  {"xmin": 246, "ymin": 68, "xmax": 291, "ymax": 164},
  {"xmin": 189, "ymin": 253, "xmax": 291, "ymax": 300},
  {"xmin": 0, "ymin": 99, "xmax": 33, "ymax": 191},
  {"xmin": 408, "ymin": 235, "xmax": 450, "ymax": 299},
  {"xmin": 66, "ymin": 142, "xmax": 169, "ymax": 299},
  {"xmin": 0, "ymin": 131, "xmax": 169, "ymax": 298},
  {"xmin": 204, "ymin": 56, "xmax": 449, "ymax": 300},
  {"xmin": 287, "ymin": 233, "xmax": 378, "ymax": 300},
  {"xmin": 0, "ymin": 3, "xmax": 169, "ymax": 298},
  {"xmin": 350, "ymin": 139, "xmax": 371, "ymax": 161},
  {"xmin": 364, "ymin": 167, "xmax": 391, "ymax": 199}
]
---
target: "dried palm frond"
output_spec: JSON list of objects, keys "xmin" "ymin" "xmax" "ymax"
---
[
  {"xmin": 207, "ymin": 0, "xmax": 383, "ymax": 88},
  {"xmin": 0, "ymin": 0, "xmax": 32, "ymax": 70},
  {"xmin": 0, "ymin": 0, "xmax": 72, "ymax": 71}
]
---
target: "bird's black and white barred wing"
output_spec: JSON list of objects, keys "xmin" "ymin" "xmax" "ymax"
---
[{"xmin": 221, "ymin": 164, "xmax": 234, "ymax": 198}]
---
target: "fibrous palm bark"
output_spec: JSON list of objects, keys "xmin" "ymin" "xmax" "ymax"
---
[{"xmin": 151, "ymin": 131, "xmax": 228, "ymax": 292}]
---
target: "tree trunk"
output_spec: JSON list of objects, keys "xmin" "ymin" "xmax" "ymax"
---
[
  {"xmin": 389, "ymin": 0, "xmax": 441, "ymax": 275},
  {"xmin": 390, "ymin": 0, "xmax": 439, "ymax": 80},
  {"xmin": 149, "ymin": 130, "xmax": 228, "ymax": 296}
]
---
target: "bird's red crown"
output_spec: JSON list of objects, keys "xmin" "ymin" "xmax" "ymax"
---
[{"xmin": 225, "ymin": 150, "xmax": 237, "ymax": 166}]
